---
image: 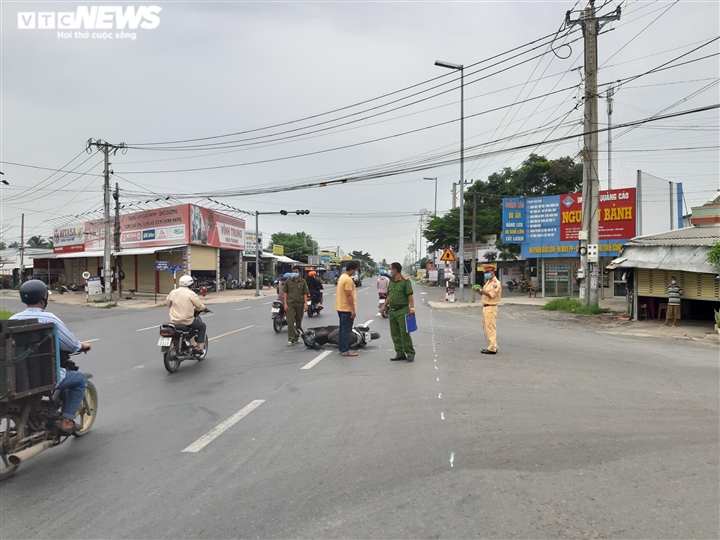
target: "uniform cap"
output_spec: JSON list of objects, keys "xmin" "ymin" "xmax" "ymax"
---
[{"xmin": 484, "ymin": 265, "xmax": 496, "ymax": 271}]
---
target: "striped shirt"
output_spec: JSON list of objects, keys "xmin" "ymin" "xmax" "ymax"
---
[{"xmin": 667, "ymin": 284, "xmax": 683, "ymax": 305}]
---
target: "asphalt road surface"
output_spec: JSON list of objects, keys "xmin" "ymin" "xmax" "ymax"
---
[{"xmin": 1, "ymin": 280, "xmax": 717, "ymax": 539}]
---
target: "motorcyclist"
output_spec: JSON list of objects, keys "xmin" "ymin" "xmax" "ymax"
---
[
  {"xmin": 377, "ymin": 269, "xmax": 390, "ymax": 297},
  {"xmin": 306, "ymin": 270, "xmax": 324, "ymax": 306},
  {"xmin": 166, "ymin": 274, "xmax": 209, "ymax": 353},
  {"xmin": 10, "ymin": 280, "xmax": 91, "ymax": 435}
]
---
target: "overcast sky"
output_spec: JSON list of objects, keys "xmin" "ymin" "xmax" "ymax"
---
[{"xmin": 2, "ymin": 0, "xmax": 718, "ymax": 263}]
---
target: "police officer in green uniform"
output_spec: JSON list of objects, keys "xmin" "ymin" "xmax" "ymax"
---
[{"xmin": 380, "ymin": 262, "xmax": 416, "ymax": 362}]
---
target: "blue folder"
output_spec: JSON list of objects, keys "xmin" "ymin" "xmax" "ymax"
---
[{"xmin": 405, "ymin": 313, "xmax": 418, "ymax": 333}]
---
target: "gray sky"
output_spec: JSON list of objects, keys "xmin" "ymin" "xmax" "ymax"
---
[{"xmin": 2, "ymin": 1, "xmax": 718, "ymax": 263}]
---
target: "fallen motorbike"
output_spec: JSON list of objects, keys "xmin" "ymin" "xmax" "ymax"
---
[
  {"xmin": 158, "ymin": 309, "xmax": 210, "ymax": 373},
  {"xmin": 306, "ymin": 294, "xmax": 323, "ymax": 318},
  {"xmin": 301, "ymin": 325, "xmax": 380, "ymax": 350},
  {"xmin": 271, "ymin": 301, "xmax": 287, "ymax": 333},
  {"xmin": 1, "ymin": 352, "xmax": 98, "ymax": 480},
  {"xmin": 378, "ymin": 292, "xmax": 389, "ymax": 318}
]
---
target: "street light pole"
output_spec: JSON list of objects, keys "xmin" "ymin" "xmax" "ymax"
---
[{"xmin": 435, "ymin": 60, "xmax": 464, "ymax": 300}]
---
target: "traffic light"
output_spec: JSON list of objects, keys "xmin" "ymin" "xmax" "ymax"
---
[
  {"xmin": 295, "ymin": 209, "xmax": 310, "ymax": 215},
  {"xmin": 280, "ymin": 210, "xmax": 288, "ymax": 215}
]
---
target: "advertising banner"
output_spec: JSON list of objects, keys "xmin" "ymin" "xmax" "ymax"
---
[
  {"xmin": 53, "ymin": 224, "xmax": 85, "ymax": 253},
  {"xmin": 245, "ymin": 231, "xmax": 262, "ymax": 257},
  {"xmin": 505, "ymin": 188, "xmax": 637, "ymax": 259},
  {"xmin": 502, "ymin": 198, "xmax": 526, "ymax": 243},
  {"xmin": 77, "ymin": 204, "xmax": 245, "ymax": 252}
]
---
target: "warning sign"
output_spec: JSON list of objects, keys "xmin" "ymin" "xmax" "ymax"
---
[{"xmin": 440, "ymin": 248, "xmax": 456, "ymax": 262}]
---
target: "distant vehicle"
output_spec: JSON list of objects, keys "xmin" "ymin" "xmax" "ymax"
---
[{"xmin": 340, "ymin": 259, "xmax": 363, "ymax": 287}]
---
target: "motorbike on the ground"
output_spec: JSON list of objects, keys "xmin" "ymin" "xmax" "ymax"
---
[
  {"xmin": 158, "ymin": 309, "xmax": 210, "ymax": 373},
  {"xmin": 378, "ymin": 292, "xmax": 389, "ymax": 318},
  {"xmin": 301, "ymin": 325, "xmax": 380, "ymax": 350},
  {"xmin": 271, "ymin": 301, "xmax": 287, "ymax": 333},
  {"xmin": 58, "ymin": 283, "xmax": 81, "ymax": 294},
  {"xmin": 306, "ymin": 294, "xmax": 323, "ymax": 318},
  {"xmin": 0, "ymin": 352, "xmax": 98, "ymax": 480}
]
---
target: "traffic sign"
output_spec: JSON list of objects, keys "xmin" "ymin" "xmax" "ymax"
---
[
  {"xmin": 440, "ymin": 248, "xmax": 456, "ymax": 262},
  {"xmin": 82, "ymin": 271, "xmax": 91, "ymax": 280},
  {"xmin": 156, "ymin": 260, "xmax": 169, "ymax": 271}
]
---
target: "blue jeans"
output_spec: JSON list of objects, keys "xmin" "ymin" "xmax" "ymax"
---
[
  {"xmin": 337, "ymin": 311, "xmax": 354, "ymax": 354},
  {"xmin": 56, "ymin": 371, "xmax": 88, "ymax": 420}
]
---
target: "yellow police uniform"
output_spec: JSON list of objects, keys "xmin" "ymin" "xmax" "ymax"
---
[{"xmin": 481, "ymin": 274, "xmax": 502, "ymax": 353}]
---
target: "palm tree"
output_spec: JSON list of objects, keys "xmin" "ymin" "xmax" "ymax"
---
[{"xmin": 26, "ymin": 236, "xmax": 52, "ymax": 249}]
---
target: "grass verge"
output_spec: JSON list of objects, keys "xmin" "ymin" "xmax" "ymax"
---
[
  {"xmin": 0, "ymin": 309, "xmax": 14, "ymax": 320},
  {"xmin": 543, "ymin": 297, "xmax": 604, "ymax": 315}
]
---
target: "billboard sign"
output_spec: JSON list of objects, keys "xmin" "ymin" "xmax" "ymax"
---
[
  {"xmin": 53, "ymin": 224, "xmax": 85, "ymax": 253},
  {"xmin": 244, "ymin": 231, "xmax": 262, "ymax": 256},
  {"xmin": 502, "ymin": 198, "xmax": 526, "ymax": 243}
]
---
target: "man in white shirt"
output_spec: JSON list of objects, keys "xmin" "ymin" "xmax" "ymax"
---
[{"xmin": 166, "ymin": 275, "xmax": 209, "ymax": 352}]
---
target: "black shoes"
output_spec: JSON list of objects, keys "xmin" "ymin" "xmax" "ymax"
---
[
  {"xmin": 406, "ymin": 356, "xmax": 414, "ymax": 362},
  {"xmin": 390, "ymin": 356, "xmax": 407, "ymax": 361},
  {"xmin": 480, "ymin": 349, "xmax": 497, "ymax": 355}
]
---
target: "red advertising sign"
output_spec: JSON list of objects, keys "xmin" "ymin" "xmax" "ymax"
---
[
  {"xmin": 560, "ymin": 188, "xmax": 636, "ymax": 241},
  {"xmin": 73, "ymin": 204, "xmax": 246, "ymax": 252}
]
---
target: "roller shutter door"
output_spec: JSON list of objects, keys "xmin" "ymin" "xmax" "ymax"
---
[
  {"xmin": 137, "ymin": 254, "xmax": 156, "ymax": 293},
  {"xmin": 158, "ymin": 250, "xmax": 186, "ymax": 293},
  {"xmin": 189, "ymin": 246, "xmax": 217, "ymax": 271}
]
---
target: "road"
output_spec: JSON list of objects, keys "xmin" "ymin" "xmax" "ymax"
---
[{"xmin": 0, "ymin": 280, "xmax": 717, "ymax": 539}]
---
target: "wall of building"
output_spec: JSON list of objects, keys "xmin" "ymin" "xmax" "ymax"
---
[{"xmin": 638, "ymin": 269, "xmax": 720, "ymax": 301}]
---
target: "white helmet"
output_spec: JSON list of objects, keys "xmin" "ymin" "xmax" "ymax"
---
[{"xmin": 178, "ymin": 275, "xmax": 193, "ymax": 287}]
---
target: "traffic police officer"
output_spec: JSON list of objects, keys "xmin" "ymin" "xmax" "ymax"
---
[
  {"xmin": 380, "ymin": 262, "xmax": 416, "ymax": 362},
  {"xmin": 473, "ymin": 264, "xmax": 501, "ymax": 354}
]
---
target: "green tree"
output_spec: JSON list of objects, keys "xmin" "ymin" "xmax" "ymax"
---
[
  {"xmin": 0, "ymin": 241, "xmax": 5, "ymax": 250},
  {"xmin": 707, "ymin": 241, "xmax": 720, "ymax": 268},
  {"xmin": 380, "ymin": 258, "xmax": 388, "ymax": 268},
  {"xmin": 8, "ymin": 241, "xmax": 19, "ymax": 249},
  {"xmin": 269, "ymin": 232, "xmax": 318, "ymax": 263},
  {"xmin": 348, "ymin": 250, "xmax": 376, "ymax": 274},
  {"xmin": 26, "ymin": 236, "xmax": 52, "ymax": 249}
]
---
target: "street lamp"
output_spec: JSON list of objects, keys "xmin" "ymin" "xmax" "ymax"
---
[
  {"xmin": 254, "ymin": 209, "xmax": 310, "ymax": 297},
  {"xmin": 435, "ymin": 60, "xmax": 465, "ymax": 300}
]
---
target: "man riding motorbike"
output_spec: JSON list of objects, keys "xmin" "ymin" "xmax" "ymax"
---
[
  {"xmin": 165, "ymin": 274, "xmax": 210, "ymax": 353},
  {"xmin": 306, "ymin": 270, "xmax": 324, "ymax": 306},
  {"xmin": 10, "ymin": 280, "xmax": 92, "ymax": 435},
  {"xmin": 377, "ymin": 269, "xmax": 390, "ymax": 296}
]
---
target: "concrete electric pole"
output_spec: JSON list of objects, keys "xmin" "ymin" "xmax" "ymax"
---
[
  {"xmin": 606, "ymin": 84, "xmax": 614, "ymax": 190},
  {"xmin": 566, "ymin": 1, "xmax": 620, "ymax": 307},
  {"xmin": 87, "ymin": 139, "xmax": 126, "ymax": 301}
]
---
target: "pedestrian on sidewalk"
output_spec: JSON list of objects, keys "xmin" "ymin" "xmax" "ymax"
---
[
  {"xmin": 663, "ymin": 276, "xmax": 683, "ymax": 327},
  {"xmin": 474, "ymin": 264, "xmax": 502, "ymax": 355},
  {"xmin": 380, "ymin": 262, "xmax": 415, "ymax": 362},
  {"xmin": 283, "ymin": 266, "xmax": 308, "ymax": 345},
  {"xmin": 336, "ymin": 261, "xmax": 359, "ymax": 356}
]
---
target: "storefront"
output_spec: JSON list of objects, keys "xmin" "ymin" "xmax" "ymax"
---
[{"xmin": 51, "ymin": 204, "xmax": 245, "ymax": 296}]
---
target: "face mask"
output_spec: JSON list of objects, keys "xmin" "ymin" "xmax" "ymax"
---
[
  {"xmin": 671, "ymin": 280, "xmax": 676, "ymax": 284},
  {"xmin": 484, "ymin": 273, "xmax": 492, "ymax": 280},
  {"xmin": 292, "ymin": 272, "xmax": 299, "ymax": 279}
]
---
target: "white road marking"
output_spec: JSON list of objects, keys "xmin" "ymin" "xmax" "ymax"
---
[
  {"xmin": 363, "ymin": 319, "xmax": 373, "ymax": 327},
  {"xmin": 358, "ymin": 287, "xmax": 369, "ymax": 293},
  {"xmin": 136, "ymin": 325, "xmax": 158, "ymax": 332},
  {"xmin": 262, "ymin": 301, "xmax": 273, "ymax": 305},
  {"xmin": 209, "ymin": 325, "xmax": 254, "ymax": 341},
  {"xmin": 182, "ymin": 399, "xmax": 265, "ymax": 453},
  {"xmin": 441, "ymin": 412, "xmax": 445, "ymax": 420},
  {"xmin": 450, "ymin": 452, "xmax": 454, "ymax": 467},
  {"xmin": 421, "ymin": 292, "xmax": 427, "ymax": 295},
  {"xmin": 301, "ymin": 350, "xmax": 332, "ymax": 370},
  {"xmin": 203, "ymin": 312, "xmax": 215, "ymax": 317},
  {"xmin": 85, "ymin": 339, "xmax": 101, "ymax": 343},
  {"xmin": 235, "ymin": 306, "xmax": 251, "ymax": 311}
]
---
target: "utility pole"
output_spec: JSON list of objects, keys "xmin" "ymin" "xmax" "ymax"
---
[
  {"xmin": 113, "ymin": 183, "xmax": 122, "ymax": 299},
  {"xmin": 451, "ymin": 183, "xmax": 457, "ymax": 209},
  {"xmin": 471, "ymin": 193, "xmax": 477, "ymax": 302},
  {"xmin": 567, "ymin": 1, "xmax": 620, "ymax": 307},
  {"xmin": 87, "ymin": 139, "xmax": 126, "ymax": 301},
  {"xmin": 607, "ymin": 84, "xmax": 614, "ymax": 190},
  {"xmin": 19, "ymin": 213, "xmax": 24, "ymax": 283}
]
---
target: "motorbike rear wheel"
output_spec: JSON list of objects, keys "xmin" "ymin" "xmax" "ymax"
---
[
  {"xmin": 0, "ymin": 413, "xmax": 24, "ymax": 480},
  {"xmin": 74, "ymin": 381, "xmax": 98, "ymax": 437},
  {"xmin": 507, "ymin": 284, "xmax": 514, "ymax": 292},
  {"xmin": 308, "ymin": 308, "xmax": 314, "ymax": 318},
  {"xmin": 163, "ymin": 345, "xmax": 181, "ymax": 373},
  {"xmin": 273, "ymin": 316, "xmax": 284, "ymax": 333}
]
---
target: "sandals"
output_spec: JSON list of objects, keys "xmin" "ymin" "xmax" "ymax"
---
[
  {"xmin": 57, "ymin": 421, "xmax": 79, "ymax": 436},
  {"xmin": 341, "ymin": 351, "xmax": 359, "ymax": 357}
]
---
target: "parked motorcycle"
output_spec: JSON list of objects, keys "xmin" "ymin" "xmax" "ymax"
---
[
  {"xmin": 378, "ymin": 292, "xmax": 389, "ymax": 318},
  {"xmin": 242, "ymin": 277, "xmax": 256, "ymax": 290},
  {"xmin": 507, "ymin": 277, "xmax": 529, "ymax": 293},
  {"xmin": 58, "ymin": 283, "xmax": 81, "ymax": 294},
  {"xmin": 0, "ymin": 353, "xmax": 98, "ymax": 480},
  {"xmin": 271, "ymin": 301, "xmax": 287, "ymax": 333},
  {"xmin": 301, "ymin": 324, "xmax": 380, "ymax": 350},
  {"xmin": 306, "ymin": 294, "xmax": 323, "ymax": 318},
  {"xmin": 158, "ymin": 309, "xmax": 210, "ymax": 373}
]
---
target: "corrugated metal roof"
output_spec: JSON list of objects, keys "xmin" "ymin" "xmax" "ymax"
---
[
  {"xmin": 618, "ymin": 245, "xmax": 717, "ymax": 274},
  {"xmin": 625, "ymin": 225, "xmax": 720, "ymax": 247}
]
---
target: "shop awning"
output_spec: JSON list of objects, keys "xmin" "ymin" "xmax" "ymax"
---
[
  {"xmin": 55, "ymin": 246, "xmax": 187, "ymax": 259},
  {"xmin": 614, "ymin": 246, "xmax": 717, "ymax": 274},
  {"xmin": 56, "ymin": 250, "xmax": 105, "ymax": 259}
]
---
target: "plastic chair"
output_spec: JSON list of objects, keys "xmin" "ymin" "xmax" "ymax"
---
[{"xmin": 657, "ymin": 303, "xmax": 668, "ymax": 320}]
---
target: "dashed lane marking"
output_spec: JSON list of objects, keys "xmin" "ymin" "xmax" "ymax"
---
[
  {"xmin": 364, "ymin": 319, "xmax": 374, "ymax": 327},
  {"xmin": 209, "ymin": 325, "xmax": 255, "ymax": 341},
  {"xmin": 301, "ymin": 350, "xmax": 332, "ymax": 370},
  {"xmin": 85, "ymin": 339, "xmax": 101, "ymax": 343},
  {"xmin": 136, "ymin": 326, "xmax": 158, "ymax": 332},
  {"xmin": 182, "ymin": 399, "xmax": 266, "ymax": 453},
  {"xmin": 235, "ymin": 306, "xmax": 251, "ymax": 311}
]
